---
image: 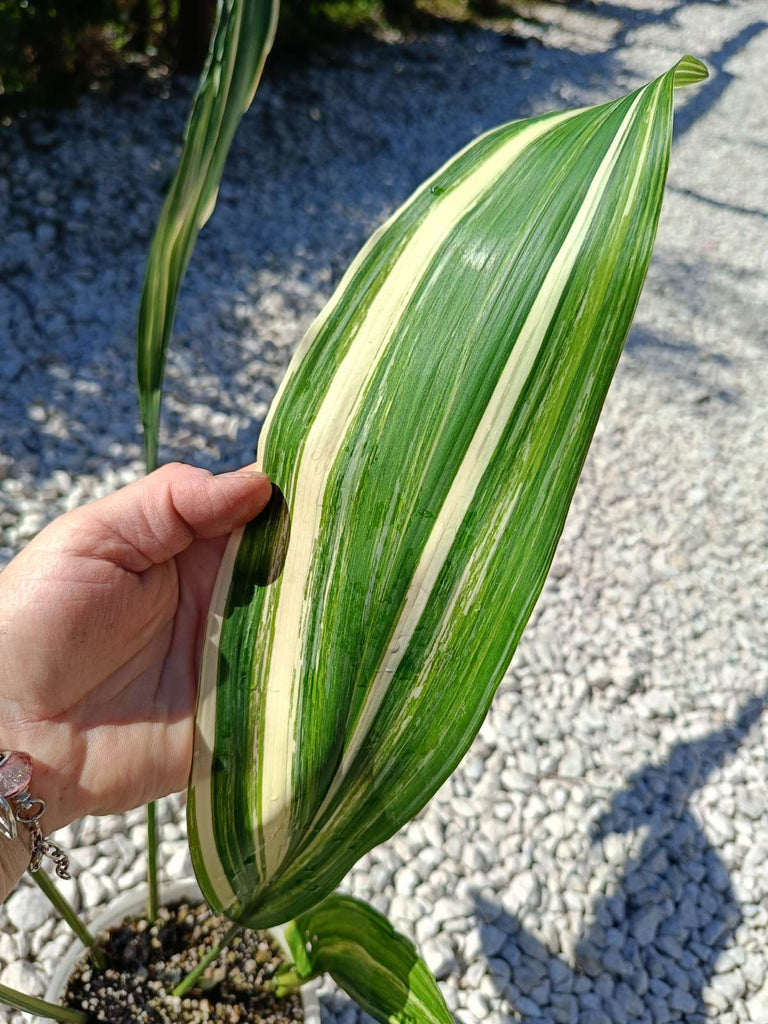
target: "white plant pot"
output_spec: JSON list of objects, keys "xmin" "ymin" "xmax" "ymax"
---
[{"xmin": 38, "ymin": 879, "xmax": 321, "ymax": 1024}]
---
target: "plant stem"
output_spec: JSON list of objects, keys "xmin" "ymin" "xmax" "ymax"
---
[
  {"xmin": 0, "ymin": 981, "xmax": 90, "ymax": 1023},
  {"xmin": 143, "ymin": 427, "xmax": 160, "ymax": 922},
  {"xmin": 273, "ymin": 967, "xmax": 311, "ymax": 998},
  {"xmin": 171, "ymin": 921, "xmax": 243, "ymax": 998},
  {"xmin": 31, "ymin": 871, "xmax": 107, "ymax": 970},
  {"xmin": 146, "ymin": 800, "xmax": 160, "ymax": 922}
]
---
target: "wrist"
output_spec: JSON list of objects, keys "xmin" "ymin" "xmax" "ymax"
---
[
  {"xmin": 0, "ymin": 721, "xmax": 85, "ymax": 833},
  {"xmin": 0, "ymin": 826, "xmax": 32, "ymax": 902},
  {"xmin": 0, "ymin": 749, "xmax": 74, "ymax": 890}
]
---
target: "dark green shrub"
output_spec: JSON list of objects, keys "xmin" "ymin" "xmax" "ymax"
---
[{"xmin": 0, "ymin": 0, "xmax": 136, "ymax": 104}]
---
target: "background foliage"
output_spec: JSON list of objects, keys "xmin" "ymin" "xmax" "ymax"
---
[
  {"xmin": 0, "ymin": 0, "xmax": 553, "ymax": 110},
  {"xmin": 0, "ymin": 0, "xmax": 145, "ymax": 104}
]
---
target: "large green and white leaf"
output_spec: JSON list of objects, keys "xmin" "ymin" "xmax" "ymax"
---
[
  {"xmin": 275, "ymin": 894, "xmax": 452, "ymax": 1024},
  {"xmin": 188, "ymin": 57, "xmax": 707, "ymax": 927},
  {"xmin": 136, "ymin": 0, "xmax": 279, "ymax": 470}
]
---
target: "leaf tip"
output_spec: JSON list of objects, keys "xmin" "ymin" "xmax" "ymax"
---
[{"xmin": 672, "ymin": 55, "xmax": 709, "ymax": 89}]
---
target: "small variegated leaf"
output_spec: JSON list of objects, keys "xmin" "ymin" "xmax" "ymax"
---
[
  {"xmin": 137, "ymin": 0, "xmax": 279, "ymax": 470},
  {"xmin": 188, "ymin": 57, "xmax": 707, "ymax": 927},
  {"xmin": 276, "ymin": 895, "xmax": 453, "ymax": 1024}
]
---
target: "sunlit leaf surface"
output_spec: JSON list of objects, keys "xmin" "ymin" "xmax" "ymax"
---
[{"xmin": 188, "ymin": 57, "xmax": 707, "ymax": 927}]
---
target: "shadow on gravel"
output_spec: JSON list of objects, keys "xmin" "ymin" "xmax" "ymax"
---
[
  {"xmin": 666, "ymin": 183, "xmax": 768, "ymax": 222},
  {"xmin": 671, "ymin": 18, "xmax": 768, "ymax": 139},
  {"xmin": 1, "ymin": 0, "xmax": 766, "ymax": 530},
  {"xmin": 474, "ymin": 693, "xmax": 766, "ymax": 1023},
  {"xmin": 624, "ymin": 323, "xmax": 741, "ymax": 403},
  {"xmin": 569, "ymin": 0, "xmax": 768, "ymax": 142}
]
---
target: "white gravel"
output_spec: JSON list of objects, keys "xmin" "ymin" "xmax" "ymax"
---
[{"xmin": 1, "ymin": 1, "xmax": 767, "ymax": 1022}]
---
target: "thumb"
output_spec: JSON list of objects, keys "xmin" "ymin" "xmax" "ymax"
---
[{"xmin": 59, "ymin": 462, "xmax": 272, "ymax": 572}]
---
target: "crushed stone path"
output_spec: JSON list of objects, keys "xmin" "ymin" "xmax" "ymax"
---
[{"xmin": 1, "ymin": 1, "xmax": 767, "ymax": 1021}]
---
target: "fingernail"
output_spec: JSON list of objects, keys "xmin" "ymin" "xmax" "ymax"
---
[{"xmin": 218, "ymin": 465, "xmax": 268, "ymax": 481}]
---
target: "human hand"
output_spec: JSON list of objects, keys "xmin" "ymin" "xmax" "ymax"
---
[{"xmin": 0, "ymin": 463, "xmax": 271, "ymax": 849}]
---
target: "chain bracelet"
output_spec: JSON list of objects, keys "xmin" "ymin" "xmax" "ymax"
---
[
  {"xmin": 0, "ymin": 750, "xmax": 71, "ymax": 879},
  {"xmin": 16, "ymin": 792, "xmax": 71, "ymax": 879}
]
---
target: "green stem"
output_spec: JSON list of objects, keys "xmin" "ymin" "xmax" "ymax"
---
[
  {"xmin": 0, "ymin": 982, "xmax": 90, "ymax": 1023},
  {"xmin": 146, "ymin": 800, "xmax": 160, "ymax": 922},
  {"xmin": 144, "ymin": 438, "xmax": 158, "ymax": 474},
  {"xmin": 31, "ymin": 871, "xmax": 106, "ymax": 971},
  {"xmin": 143, "ymin": 423, "xmax": 160, "ymax": 922},
  {"xmin": 273, "ymin": 967, "xmax": 312, "ymax": 999},
  {"xmin": 143, "ymin": 412, "xmax": 158, "ymax": 475},
  {"xmin": 171, "ymin": 921, "xmax": 243, "ymax": 998}
]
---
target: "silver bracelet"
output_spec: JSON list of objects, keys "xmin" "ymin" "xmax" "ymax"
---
[{"xmin": 0, "ymin": 751, "xmax": 70, "ymax": 879}]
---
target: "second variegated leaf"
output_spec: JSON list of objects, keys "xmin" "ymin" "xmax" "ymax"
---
[
  {"xmin": 276, "ymin": 894, "xmax": 453, "ymax": 1024},
  {"xmin": 189, "ymin": 57, "xmax": 707, "ymax": 928},
  {"xmin": 137, "ymin": 0, "xmax": 279, "ymax": 471}
]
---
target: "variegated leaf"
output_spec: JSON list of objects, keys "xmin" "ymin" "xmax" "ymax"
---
[
  {"xmin": 137, "ymin": 0, "xmax": 279, "ymax": 470},
  {"xmin": 276, "ymin": 894, "xmax": 453, "ymax": 1024},
  {"xmin": 188, "ymin": 57, "xmax": 707, "ymax": 927}
]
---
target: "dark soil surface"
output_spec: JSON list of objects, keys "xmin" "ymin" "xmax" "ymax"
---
[{"xmin": 64, "ymin": 900, "xmax": 304, "ymax": 1024}]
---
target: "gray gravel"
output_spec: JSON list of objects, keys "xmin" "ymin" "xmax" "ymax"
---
[{"xmin": 1, "ymin": 0, "xmax": 767, "ymax": 1022}]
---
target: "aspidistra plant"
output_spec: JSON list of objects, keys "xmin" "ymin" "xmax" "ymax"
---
[{"xmin": 135, "ymin": 0, "xmax": 707, "ymax": 1015}]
